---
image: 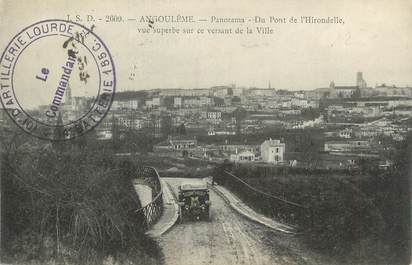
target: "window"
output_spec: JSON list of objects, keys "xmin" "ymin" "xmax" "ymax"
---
[
  {"xmin": 275, "ymin": 155, "xmax": 279, "ymax": 162},
  {"xmin": 276, "ymin": 148, "xmax": 279, "ymax": 153}
]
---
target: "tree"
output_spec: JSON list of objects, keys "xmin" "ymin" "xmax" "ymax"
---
[
  {"xmin": 233, "ymin": 107, "xmax": 247, "ymax": 135},
  {"xmin": 148, "ymin": 114, "xmax": 160, "ymax": 138},
  {"xmin": 301, "ymin": 140, "xmax": 321, "ymax": 169},
  {"xmin": 177, "ymin": 123, "xmax": 186, "ymax": 135},
  {"xmin": 52, "ymin": 112, "xmax": 65, "ymax": 150},
  {"xmin": 160, "ymin": 114, "xmax": 172, "ymax": 137},
  {"xmin": 213, "ymin": 97, "xmax": 224, "ymax": 106},
  {"xmin": 162, "ymin": 96, "xmax": 174, "ymax": 109},
  {"xmin": 111, "ymin": 113, "xmax": 121, "ymax": 151},
  {"xmin": 301, "ymin": 107, "xmax": 320, "ymax": 120},
  {"xmin": 232, "ymin": 96, "xmax": 241, "ymax": 103}
]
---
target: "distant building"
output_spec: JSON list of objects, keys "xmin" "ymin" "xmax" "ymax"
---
[
  {"xmin": 307, "ymin": 87, "xmax": 332, "ymax": 100},
  {"xmin": 183, "ymin": 97, "xmax": 203, "ymax": 108},
  {"xmin": 145, "ymin": 97, "xmax": 160, "ymax": 108},
  {"xmin": 291, "ymin": 98, "xmax": 310, "ymax": 108},
  {"xmin": 324, "ymin": 140, "xmax": 371, "ymax": 153},
  {"xmin": 112, "ymin": 99, "xmax": 140, "ymax": 110},
  {"xmin": 200, "ymin": 96, "xmax": 213, "ymax": 106},
  {"xmin": 230, "ymin": 150, "xmax": 256, "ymax": 162},
  {"xmin": 293, "ymin": 92, "xmax": 305, "ymax": 99},
  {"xmin": 218, "ymin": 142, "xmax": 259, "ymax": 154},
  {"xmin": 212, "ymin": 130, "xmax": 236, "ymax": 136},
  {"xmin": 153, "ymin": 97, "xmax": 160, "ymax": 106},
  {"xmin": 174, "ymin": 97, "xmax": 182, "ymax": 108},
  {"xmin": 159, "ymin": 88, "xmax": 210, "ymax": 97},
  {"xmin": 356, "ymin": 72, "xmax": 367, "ymax": 89},
  {"xmin": 169, "ymin": 136, "xmax": 197, "ymax": 151},
  {"xmin": 331, "ymin": 84, "xmax": 358, "ymax": 98},
  {"xmin": 223, "ymin": 97, "xmax": 232, "ymax": 106},
  {"xmin": 260, "ymin": 139, "xmax": 285, "ymax": 164},
  {"xmin": 212, "ymin": 86, "xmax": 230, "ymax": 98},
  {"xmin": 116, "ymin": 115, "xmax": 147, "ymax": 130},
  {"xmin": 153, "ymin": 136, "xmax": 197, "ymax": 153},
  {"xmin": 201, "ymin": 109, "xmax": 222, "ymax": 121},
  {"xmin": 339, "ymin": 128, "xmax": 353, "ymax": 139},
  {"xmin": 248, "ymin": 88, "xmax": 276, "ymax": 97},
  {"xmin": 316, "ymin": 72, "xmax": 367, "ymax": 99},
  {"xmin": 367, "ymin": 84, "xmax": 412, "ymax": 98},
  {"xmin": 233, "ymin": 87, "xmax": 244, "ymax": 97}
]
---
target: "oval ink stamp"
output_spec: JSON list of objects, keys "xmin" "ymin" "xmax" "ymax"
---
[{"xmin": 0, "ymin": 19, "xmax": 116, "ymax": 140}]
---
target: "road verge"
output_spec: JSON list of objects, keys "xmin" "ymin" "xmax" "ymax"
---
[
  {"xmin": 211, "ymin": 184, "xmax": 296, "ymax": 234},
  {"xmin": 146, "ymin": 179, "xmax": 179, "ymax": 237}
]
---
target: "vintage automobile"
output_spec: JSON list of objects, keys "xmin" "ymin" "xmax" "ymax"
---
[{"xmin": 178, "ymin": 180, "xmax": 211, "ymax": 221}]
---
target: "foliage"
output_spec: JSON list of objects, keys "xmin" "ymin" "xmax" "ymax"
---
[
  {"xmin": 1, "ymin": 134, "xmax": 162, "ymax": 265},
  {"xmin": 231, "ymin": 96, "xmax": 241, "ymax": 103},
  {"xmin": 300, "ymin": 107, "xmax": 321, "ymax": 120},
  {"xmin": 160, "ymin": 114, "xmax": 173, "ymax": 137},
  {"xmin": 176, "ymin": 123, "xmax": 186, "ymax": 135},
  {"xmin": 214, "ymin": 135, "xmax": 411, "ymax": 265},
  {"xmin": 112, "ymin": 128, "xmax": 157, "ymax": 154},
  {"xmin": 232, "ymin": 107, "xmax": 247, "ymax": 135},
  {"xmin": 114, "ymin": 91, "xmax": 148, "ymax": 102}
]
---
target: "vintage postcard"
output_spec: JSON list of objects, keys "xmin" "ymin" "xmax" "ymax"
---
[{"xmin": 0, "ymin": 0, "xmax": 411, "ymax": 265}]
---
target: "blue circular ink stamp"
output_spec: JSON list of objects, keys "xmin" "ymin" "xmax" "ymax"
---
[{"xmin": 0, "ymin": 19, "xmax": 116, "ymax": 140}]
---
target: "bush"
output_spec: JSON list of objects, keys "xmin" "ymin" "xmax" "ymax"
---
[
  {"xmin": 1, "ymin": 138, "xmax": 162, "ymax": 265},
  {"xmin": 215, "ymin": 140, "xmax": 410, "ymax": 265}
]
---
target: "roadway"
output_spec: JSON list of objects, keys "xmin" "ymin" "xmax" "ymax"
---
[{"xmin": 158, "ymin": 178, "xmax": 334, "ymax": 265}]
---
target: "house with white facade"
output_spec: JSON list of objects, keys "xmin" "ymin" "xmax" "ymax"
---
[{"xmin": 260, "ymin": 139, "xmax": 285, "ymax": 164}]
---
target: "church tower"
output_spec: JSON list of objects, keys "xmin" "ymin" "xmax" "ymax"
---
[
  {"xmin": 356, "ymin": 72, "xmax": 367, "ymax": 89},
  {"xmin": 65, "ymin": 83, "xmax": 72, "ymax": 105}
]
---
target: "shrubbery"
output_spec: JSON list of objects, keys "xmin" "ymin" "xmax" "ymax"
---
[
  {"xmin": 1, "ymin": 134, "xmax": 162, "ymax": 265},
  {"xmin": 214, "ymin": 135, "xmax": 411, "ymax": 265}
]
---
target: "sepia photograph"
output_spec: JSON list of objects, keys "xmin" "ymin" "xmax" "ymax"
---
[{"xmin": 0, "ymin": 0, "xmax": 411, "ymax": 264}]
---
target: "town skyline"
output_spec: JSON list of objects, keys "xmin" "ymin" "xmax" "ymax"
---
[
  {"xmin": 16, "ymin": 71, "xmax": 412, "ymax": 110},
  {"xmin": 118, "ymin": 71, "xmax": 412, "ymax": 93}
]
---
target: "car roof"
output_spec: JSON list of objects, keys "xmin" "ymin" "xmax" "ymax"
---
[{"xmin": 180, "ymin": 180, "xmax": 208, "ymax": 191}]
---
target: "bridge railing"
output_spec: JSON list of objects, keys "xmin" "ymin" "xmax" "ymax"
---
[
  {"xmin": 221, "ymin": 170, "xmax": 312, "ymax": 229},
  {"xmin": 134, "ymin": 166, "xmax": 163, "ymax": 229}
]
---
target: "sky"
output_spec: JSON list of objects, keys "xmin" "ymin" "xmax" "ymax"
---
[{"xmin": 1, "ymin": 0, "xmax": 412, "ymax": 95}]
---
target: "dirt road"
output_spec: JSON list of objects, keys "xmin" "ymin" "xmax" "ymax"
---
[{"xmin": 158, "ymin": 178, "xmax": 334, "ymax": 265}]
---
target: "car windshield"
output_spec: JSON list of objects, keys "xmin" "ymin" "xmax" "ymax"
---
[{"xmin": 182, "ymin": 190, "xmax": 207, "ymax": 197}]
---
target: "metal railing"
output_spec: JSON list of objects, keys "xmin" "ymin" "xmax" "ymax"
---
[
  {"xmin": 222, "ymin": 170, "xmax": 312, "ymax": 229},
  {"xmin": 134, "ymin": 166, "xmax": 163, "ymax": 229}
]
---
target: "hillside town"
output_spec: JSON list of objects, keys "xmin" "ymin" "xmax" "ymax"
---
[{"xmin": 2, "ymin": 72, "xmax": 411, "ymax": 171}]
